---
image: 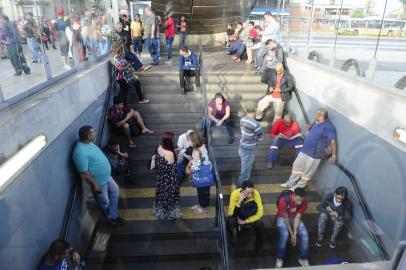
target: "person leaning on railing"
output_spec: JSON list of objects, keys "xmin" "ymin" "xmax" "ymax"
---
[{"xmin": 227, "ymin": 180, "xmax": 265, "ymax": 254}]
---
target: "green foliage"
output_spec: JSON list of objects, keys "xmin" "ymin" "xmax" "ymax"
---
[{"xmin": 352, "ymin": 8, "xmax": 364, "ymax": 18}]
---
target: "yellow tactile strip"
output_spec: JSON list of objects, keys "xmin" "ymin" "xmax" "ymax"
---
[
  {"xmin": 118, "ymin": 203, "xmax": 319, "ymax": 221},
  {"xmin": 119, "ymin": 183, "xmax": 317, "ymax": 199}
]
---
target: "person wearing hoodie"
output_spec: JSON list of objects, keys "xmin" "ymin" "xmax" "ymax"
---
[{"xmin": 178, "ymin": 46, "xmax": 200, "ymax": 94}]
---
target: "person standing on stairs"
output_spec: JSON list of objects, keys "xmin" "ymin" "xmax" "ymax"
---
[
  {"xmin": 72, "ymin": 126, "xmax": 124, "ymax": 227},
  {"xmin": 237, "ymin": 100, "xmax": 264, "ymax": 188},
  {"xmin": 164, "ymin": 13, "xmax": 175, "ymax": 64},
  {"xmin": 177, "ymin": 15, "xmax": 188, "ymax": 47},
  {"xmin": 207, "ymin": 92, "xmax": 235, "ymax": 144},
  {"xmin": 316, "ymin": 186, "xmax": 353, "ymax": 249},
  {"xmin": 151, "ymin": 132, "xmax": 182, "ymax": 220},
  {"xmin": 255, "ymin": 63, "xmax": 294, "ymax": 123},
  {"xmin": 178, "ymin": 46, "xmax": 201, "ymax": 94},
  {"xmin": 275, "ymin": 188, "xmax": 310, "ymax": 268},
  {"xmin": 187, "ymin": 131, "xmax": 212, "ymax": 214},
  {"xmin": 267, "ymin": 114, "xmax": 304, "ymax": 169},
  {"xmin": 176, "ymin": 130, "xmax": 193, "ymax": 182},
  {"xmin": 227, "ymin": 180, "xmax": 265, "ymax": 254},
  {"xmin": 280, "ymin": 108, "xmax": 337, "ymax": 190},
  {"xmin": 144, "ymin": 7, "xmax": 160, "ymax": 65}
]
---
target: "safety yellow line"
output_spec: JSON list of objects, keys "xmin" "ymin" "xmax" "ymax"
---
[
  {"xmin": 118, "ymin": 202, "xmax": 319, "ymax": 221},
  {"xmin": 120, "ymin": 183, "xmax": 317, "ymax": 199}
]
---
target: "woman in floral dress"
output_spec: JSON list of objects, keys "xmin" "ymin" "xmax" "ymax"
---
[{"xmin": 152, "ymin": 132, "xmax": 181, "ymax": 220}]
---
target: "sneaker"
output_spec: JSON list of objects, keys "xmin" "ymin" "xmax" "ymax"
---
[
  {"xmin": 298, "ymin": 258, "xmax": 310, "ymax": 267},
  {"xmin": 165, "ymin": 59, "xmax": 173, "ymax": 64},
  {"xmin": 106, "ymin": 218, "xmax": 124, "ymax": 227},
  {"xmin": 32, "ymin": 60, "xmax": 38, "ymax": 63},
  {"xmin": 115, "ymin": 217, "xmax": 125, "ymax": 225},
  {"xmin": 181, "ymin": 88, "xmax": 186, "ymax": 95},
  {"xmin": 316, "ymin": 240, "xmax": 323, "ymax": 247},
  {"xmin": 137, "ymin": 99, "xmax": 150, "ymax": 104},
  {"xmin": 266, "ymin": 161, "xmax": 273, "ymax": 169},
  {"xmin": 228, "ymin": 137, "xmax": 234, "ymax": 144},
  {"xmin": 63, "ymin": 64, "xmax": 71, "ymax": 70},
  {"xmin": 13, "ymin": 72, "xmax": 22, "ymax": 76},
  {"xmin": 280, "ymin": 182, "xmax": 291, "ymax": 188},
  {"xmin": 142, "ymin": 65, "xmax": 152, "ymax": 71},
  {"xmin": 275, "ymin": 258, "xmax": 284, "ymax": 268},
  {"xmin": 329, "ymin": 241, "xmax": 336, "ymax": 249}
]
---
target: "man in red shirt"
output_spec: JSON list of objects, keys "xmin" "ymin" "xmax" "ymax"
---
[
  {"xmin": 164, "ymin": 13, "xmax": 175, "ymax": 63},
  {"xmin": 267, "ymin": 114, "xmax": 304, "ymax": 169},
  {"xmin": 275, "ymin": 188, "xmax": 310, "ymax": 268}
]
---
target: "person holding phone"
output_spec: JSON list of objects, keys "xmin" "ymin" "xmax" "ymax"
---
[
  {"xmin": 227, "ymin": 181, "xmax": 265, "ymax": 254},
  {"xmin": 178, "ymin": 46, "xmax": 200, "ymax": 94},
  {"xmin": 316, "ymin": 187, "xmax": 353, "ymax": 249},
  {"xmin": 38, "ymin": 239, "xmax": 82, "ymax": 270}
]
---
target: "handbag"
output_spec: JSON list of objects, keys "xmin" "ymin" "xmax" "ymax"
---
[{"xmin": 191, "ymin": 149, "xmax": 214, "ymax": 188}]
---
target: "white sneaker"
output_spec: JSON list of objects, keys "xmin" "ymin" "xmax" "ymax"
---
[
  {"xmin": 275, "ymin": 258, "xmax": 284, "ymax": 268},
  {"xmin": 280, "ymin": 182, "xmax": 291, "ymax": 188},
  {"xmin": 298, "ymin": 258, "xmax": 310, "ymax": 267},
  {"xmin": 63, "ymin": 64, "xmax": 71, "ymax": 70},
  {"xmin": 165, "ymin": 59, "xmax": 173, "ymax": 64}
]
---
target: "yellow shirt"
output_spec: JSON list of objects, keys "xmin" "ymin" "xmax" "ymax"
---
[
  {"xmin": 228, "ymin": 188, "xmax": 264, "ymax": 224},
  {"xmin": 130, "ymin": 21, "xmax": 144, "ymax": 38}
]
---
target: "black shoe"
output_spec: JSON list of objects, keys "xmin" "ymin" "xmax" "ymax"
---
[
  {"xmin": 115, "ymin": 217, "xmax": 125, "ymax": 225},
  {"xmin": 24, "ymin": 68, "xmax": 31, "ymax": 75},
  {"xmin": 255, "ymin": 244, "xmax": 264, "ymax": 255},
  {"xmin": 316, "ymin": 240, "xmax": 323, "ymax": 247},
  {"xmin": 106, "ymin": 217, "xmax": 124, "ymax": 226},
  {"xmin": 228, "ymin": 137, "xmax": 234, "ymax": 144},
  {"xmin": 32, "ymin": 60, "xmax": 38, "ymax": 63}
]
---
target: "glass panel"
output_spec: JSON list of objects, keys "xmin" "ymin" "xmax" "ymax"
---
[
  {"xmin": 373, "ymin": 0, "xmax": 406, "ymax": 90},
  {"xmin": 0, "ymin": 4, "xmax": 48, "ymax": 101}
]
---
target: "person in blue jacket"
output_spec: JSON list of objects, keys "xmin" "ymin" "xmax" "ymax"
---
[{"xmin": 178, "ymin": 46, "xmax": 200, "ymax": 94}]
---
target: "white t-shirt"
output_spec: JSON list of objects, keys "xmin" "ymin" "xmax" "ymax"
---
[{"xmin": 177, "ymin": 131, "xmax": 192, "ymax": 150}]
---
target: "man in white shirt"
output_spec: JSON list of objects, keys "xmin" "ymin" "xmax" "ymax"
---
[{"xmin": 176, "ymin": 130, "xmax": 193, "ymax": 181}]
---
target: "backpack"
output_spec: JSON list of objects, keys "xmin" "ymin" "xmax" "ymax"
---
[{"xmin": 276, "ymin": 190, "xmax": 303, "ymax": 210}]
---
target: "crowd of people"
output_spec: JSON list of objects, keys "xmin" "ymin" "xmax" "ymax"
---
[{"xmin": 36, "ymin": 9, "xmax": 354, "ymax": 270}]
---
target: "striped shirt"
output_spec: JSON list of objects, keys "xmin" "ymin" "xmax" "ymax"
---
[{"xmin": 240, "ymin": 116, "xmax": 264, "ymax": 150}]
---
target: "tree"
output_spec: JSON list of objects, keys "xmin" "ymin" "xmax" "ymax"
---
[{"xmin": 352, "ymin": 8, "xmax": 364, "ymax": 18}]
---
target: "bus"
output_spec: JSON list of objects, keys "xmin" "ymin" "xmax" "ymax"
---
[{"xmin": 337, "ymin": 17, "xmax": 406, "ymax": 36}]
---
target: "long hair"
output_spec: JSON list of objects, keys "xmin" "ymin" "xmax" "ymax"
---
[
  {"xmin": 39, "ymin": 239, "xmax": 70, "ymax": 267},
  {"xmin": 161, "ymin": 132, "xmax": 177, "ymax": 162}
]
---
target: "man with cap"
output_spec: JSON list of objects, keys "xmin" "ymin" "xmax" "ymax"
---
[{"xmin": 237, "ymin": 100, "xmax": 264, "ymax": 187}]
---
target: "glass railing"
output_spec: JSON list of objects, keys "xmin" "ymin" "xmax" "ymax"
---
[{"xmin": 199, "ymin": 41, "xmax": 230, "ymax": 270}]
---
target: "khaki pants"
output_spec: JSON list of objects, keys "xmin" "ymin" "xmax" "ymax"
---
[
  {"xmin": 286, "ymin": 152, "xmax": 321, "ymax": 189},
  {"xmin": 246, "ymin": 43, "xmax": 261, "ymax": 63},
  {"xmin": 255, "ymin": 95, "xmax": 284, "ymax": 121}
]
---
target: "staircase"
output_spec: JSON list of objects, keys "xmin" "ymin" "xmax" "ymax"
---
[
  {"xmin": 204, "ymin": 62, "xmax": 354, "ymax": 269},
  {"xmin": 86, "ymin": 67, "xmax": 223, "ymax": 270}
]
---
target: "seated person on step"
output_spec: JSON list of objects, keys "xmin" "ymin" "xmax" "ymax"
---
[
  {"xmin": 176, "ymin": 129, "xmax": 194, "ymax": 182},
  {"xmin": 38, "ymin": 239, "xmax": 82, "ymax": 270},
  {"xmin": 316, "ymin": 186, "xmax": 353, "ymax": 249},
  {"xmin": 103, "ymin": 138, "xmax": 131, "ymax": 179},
  {"xmin": 255, "ymin": 63, "xmax": 294, "ymax": 123},
  {"xmin": 110, "ymin": 42, "xmax": 149, "ymax": 104},
  {"xmin": 226, "ymin": 34, "xmax": 245, "ymax": 62},
  {"xmin": 257, "ymin": 39, "xmax": 284, "ymax": 73},
  {"xmin": 227, "ymin": 180, "xmax": 265, "ymax": 254},
  {"xmin": 178, "ymin": 46, "xmax": 200, "ymax": 94},
  {"xmin": 267, "ymin": 114, "xmax": 303, "ymax": 169},
  {"xmin": 109, "ymin": 96, "xmax": 153, "ymax": 148},
  {"xmin": 275, "ymin": 188, "xmax": 310, "ymax": 268},
  {"xmin": 207, "ymin": 92, "xmax": 234, "ymax": 144}
]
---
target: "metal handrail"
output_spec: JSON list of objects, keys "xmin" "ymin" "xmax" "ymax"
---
[
  {"xmin": 292, "ymin": 86, "xmax": 387, "ymax": 260},
  {"xmin": 198, "ymin": 41, "xmax": 230, "ymax": 270}
]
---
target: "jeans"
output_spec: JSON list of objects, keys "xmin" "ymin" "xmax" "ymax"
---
[
  {"xmin": 318, "ymin": 212, "xmax": 344, "ymax": 242},
  {"xmin": 95, "ymin": 177, "xmax": 119, "ymax": 219},
  {"xmin": 146, "ymin": 37, "xmax": 160, "ymax": 63},
  {"xmin": 255, "ymin": 43, "xmax": 268, "ymax": 68},
  {"xmin": 166, "ymin": 37, "xmax": 174, "ymax": 60},
  {"xmin": 209, "ymin": 118, "xmax": 234, "ymax": 138},
  {"xmin": 179, "ymin": 32, "xmax": 187, "ymax": 47},
  {"xmin": 197, "ymin": 186, "xmax": 210, "ymax": 207},
  {"xmin": 179, "ymin": 69, "xmax": 201, "ymax": 88},
  {"xmin": 276, "ymin": 217, "xmax": 309, "ymax": 260},
  {"xmin": 267, "ymin": 137, "xmax": 303, "ymax": 162},
  {"xmin": 132, "ymin": 37, "xmax": 143, "ymax": 55},
  {"xmin": 117, "ymin": 78, "xmax": 144, "ymax": 104},
  {"xmin": 237, "ymin": 147, "xmax": 257, "ymax": 187},
  {"xmin": 235, "ymin": 43, "xmax": 246, "ymax": 58},
  {"xmin": 176, "ymin": 157, "xmax": 188, "ymax": 180},
  {"xmin": 99, "ymin": 38, "xmax": 110, "ymax": 55},
  {"xmin": 27, "ymin": 37, "xmax": 42, "ymax": 61},
  {"xmin": 125, "ymin": 51, "xmax": 143, "ymax": 71}
]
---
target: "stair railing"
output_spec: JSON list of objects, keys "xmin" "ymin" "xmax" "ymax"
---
[
  {"xmin": 293, "ymin": 86, "xmax": 387, "ymax": 260},
  {"xmin": 198, "ymin": 41, "xmax": 230, "ymax": 270}
]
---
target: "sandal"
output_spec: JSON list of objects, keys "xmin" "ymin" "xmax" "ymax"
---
[
  {"xmin": 129, "ymin": 143, "xmax": 136, "ymax": 148},
  {"xmin": 142, "ymin": 129, "xmax": 154, "ymax": 134},
  {"xmin": 189, "ymin": 205, "xmax": 200, "ymax": 210}
]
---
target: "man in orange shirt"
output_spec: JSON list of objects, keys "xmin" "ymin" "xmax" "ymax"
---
[
  {"xmin": 255, "ymin": 63, "xmax": 295, "ymax": 122},
  {"xmin": 267, "ymin": 114, "xmax": 304, "ymax": 169}
]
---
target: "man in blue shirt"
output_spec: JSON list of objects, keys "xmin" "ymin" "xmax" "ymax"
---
[
  {"xmin": 281, "ymin": 108, "xmax": 337, "ymax": 190},
  {"xmin": 72, "ymin": 126, "xmax": 124, "ymax": 226},
  {"xmin": 178, "ymin": 46, "xmax": 200, "ymax": 94}
]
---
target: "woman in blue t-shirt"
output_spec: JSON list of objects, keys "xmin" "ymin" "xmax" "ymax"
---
[{"xmin": 38, "ymin": 239, "xmax": 81, "ymax": 270}]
